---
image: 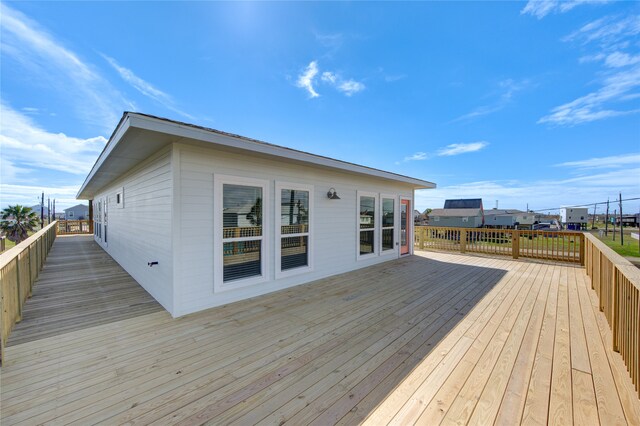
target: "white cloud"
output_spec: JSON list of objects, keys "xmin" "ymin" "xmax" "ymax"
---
[
  {"xmin": 437, "ymin": 141, "xmax": 489, "ymax": 156},
  {"xmin": 102, "ymin": 54, "xmax": 194, "ymax": 119},
  {"xmin": 415, "ymin": 167, "xmax": 640, "ymax": 213},
  {"xmin": 295, "ymin": 61, "xmax": 365, "ymax": 98},
  {"xmin": 538, "ymin": 65, "xmax": 640, "ymax": 125},
  {"xmin": 555, "ymin": 153, "xmax": 640, "ymax": 169},
  {"xmin": 0, "ymin": 3, "xmax": 130, "ymax": 131},
  {"xmin": 604, "ymin": 52, "xmax": 640, "ymax": 68},
  {"xmin": 0, "ymin": 102, "xmax": 106, "ymax": 176},
  {"xmin": 338, "ymin": 79, "xmax": 365, "ymax": 96},
  {"xmin": 404, "ymin": 152, "xmax": 429, "ymax": 161},
  {"xmin": 0, "ymin": 183, "xmax": 84, "ymax": 211},
  {"xmin": 521, "ymin": 0, "xmax": 611, "ymax": 19},
  {"xmin": 321, "ymin": 71, "xmax": 337, "ymax": 84},
  {"xmin": 540, "ymin": 14, "xmax": 640, "ymax": 125},
  {"xmin": 451, "ymin": 79, "xmax": 528, "ymax": 123},
  {"xmin": 565, "ymin": 14, "xmax": 640, "ymax": 45},
  {"xmin": 296, "ymin": 61, "xmax": 320, "ymax": 98},
  {"xmin": 402, "ymin": 142, "xmax": 488, "ymax": 162}
]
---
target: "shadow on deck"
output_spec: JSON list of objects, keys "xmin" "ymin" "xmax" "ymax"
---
[
  {"xmin": 7, "ymin": 235, "xmax": 163, "ymax": 346},
  {"xmin": 1, "ymin": 242, "xmax": 638, "ymax": 425}
]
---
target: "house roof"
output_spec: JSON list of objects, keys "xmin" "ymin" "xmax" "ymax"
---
[
  {"xmin": 484, "ymin": 209, "xmax": 528, "ymax": 217},
  {"xmin": 443, "ymin": 199, "xmax": 483, "ymax": 209},
  {"xmin": 64, "ymin": 204, "xmax": 88, "ymax": 212},
  {"xmin": 77, "ymin": 112, "xmax": 436, "ymax": 199},
  {"xmin": 430, "ymin": 208, "xmax": 483, "ymax": 217}
]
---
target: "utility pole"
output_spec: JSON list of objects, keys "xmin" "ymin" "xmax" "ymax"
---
[
  {"xmin": 613, "ymin": 209, "xmax": 617, "ymax": 241},
  {"xmin": 47, "ymin": 197, "xmax": 51, "ymax": 224},
  {"xmin": 53, "ymin": 199, "xmax": 56, "ymax": 221},
  {"xmin": 40, "ymin": 192, "xmax": 44, "ymax": 229},
  {"xmin": 592, "ymin": 203, "xmax": 597, "ymax": 229},
  {"xmin": 605, "ymin": 199, "xmax": 610, "ymax": 236},
  {"xmin": 619, "ymin": 192, "xmax": 624, "ymax": 246}
]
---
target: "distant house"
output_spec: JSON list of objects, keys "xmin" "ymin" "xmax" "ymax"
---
[
  {"xmin": 429, "ymin": 198, "xmax": 484, "ymax": 228},
  {"xmin": 64, "ymin": 204, "xmax": 89, "ymax": 220},
  {"xmin": 429, "ymin": 208, "xmax": 484, "ymax": 228},
  {"xmin": 484, "ymin": 209, "xmax": 535, "ymax": 229},
  {"xmin": 560, "ymin": 207, "xmax": 588, "ymax": 230},
  {"xmin": 618, "ymin": 213, "xmax": 640, "ymax": 227},
  {"xmin": 29, "ymin": 205, "xmax": 49, "ymax": 218},
  {"xmin": 76, "ymin": 112, "xmax": 436, "ymax": 317}
]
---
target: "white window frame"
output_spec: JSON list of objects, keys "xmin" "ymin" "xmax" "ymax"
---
[
  {"xmin": 103, "ymin": 196, "xmax": 108, "ymax": 246},
  {"xmin": 116, "ymin": 187, "xmax": 124, "ymax": 209},
  {"xmin": 275, "ymin": 182, "xmax": 314, "ymax": 279},
  {"xmin": 214, "ymin": 174, "xmax": 270, "ymax": 292},
  {"xmin": 68, "ymin": 211, "xmax": 74, "ymax": 218},
  {"xmin": 379, "ymin": 194, "xmax": 398, "ymax": 256},
  {"xmin": 357, "ymin": 191, "xmax": 379, "ymax": 260},
  {"xmin": 400, "ymin": 196, "xmax": 414, "ymax": 256}
]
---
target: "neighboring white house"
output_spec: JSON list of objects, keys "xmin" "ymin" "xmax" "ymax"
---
[
  {"xmin": 77, "ymin": 112, "xmax": 436, "ymax": 317},
  {"xmin": 64, "ymin": 204, "xmax": 89, "ymax": 220},
  {"xmin": 560, "ymin": 207, "xmax": 588, "ymax": 230}
]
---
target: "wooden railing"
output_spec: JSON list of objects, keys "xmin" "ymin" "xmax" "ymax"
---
[
  {"xmin": 56, "ymin": 220, "xmax": 91, "ymax": 235},
  {"xmin": 585, "ymin": 233, "xmax": 640, "ymax": 397},
  {"xmin": 0, "ymin": 221, "xmax": 57, "ymax": 364},
  {"xmin": 415, "ymin": 226, "xmax": 584, "ymax": 264}
]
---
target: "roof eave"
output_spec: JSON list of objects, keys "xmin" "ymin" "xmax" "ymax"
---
[{"xmin": 78, "ymin": 112, "xmax": 437, "ymax": 199}]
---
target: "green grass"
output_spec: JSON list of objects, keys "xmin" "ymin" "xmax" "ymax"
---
[
  {"xmin": 0, "ymin": 222, "xmax": 50, "ymax": 253},
  {"xmin": 591, "ymin": 229, "xmax": 640, "ymax": 258}
]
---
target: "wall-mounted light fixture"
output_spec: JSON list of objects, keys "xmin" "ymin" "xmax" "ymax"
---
[{"xmin": 327, "ymin": 188, "xmax": 341, "ymax": 200}]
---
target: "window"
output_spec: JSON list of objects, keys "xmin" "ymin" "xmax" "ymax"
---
[
  {"xmin": 215, "ymin": 175, "xmax": 268, "ymax": 291},
  {"xmin": 381, "ymin": 197, "xmax": 395, "ymax": 252},
  {"xmin": 276, "ymin": 183, "xmax": 313, "ymax": 277},
  {"xmin": 434, "ymin": 216, "xmax": 440, "ymax": 222},
  {"xmin": 462, "ymin": 217, "xmax": 469, "ymax": 223},
  {"xmin": 116, "ymin": 188, "xmax": 124, "ymax": 208},
  {"xmin": 103, "ymin": 197, "xmax": 108, "ymax": 244},
  {"xmin": 358, "ymin": 192, "xmax": 377, "ymax": 258},
  {"xmin": 68, "ymin": 211, "xmax": 74, "ymax": 218}
]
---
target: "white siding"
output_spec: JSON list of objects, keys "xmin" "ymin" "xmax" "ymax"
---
[
  {"xmin": 92, "ymin": 148, "xmax": 174, "ymax": 314},
  {"xmin": 174, "ymin": 143, "xmax": 414, "ymax": 316}
]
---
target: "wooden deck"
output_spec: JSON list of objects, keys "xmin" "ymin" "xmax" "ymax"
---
[
  {"xmin": 6, "ymin": 235, "xmax": 162, "ymax": 346},
  {"xmin": 1, "ymin": 241, "xmax": 638, "ymax": 425}
]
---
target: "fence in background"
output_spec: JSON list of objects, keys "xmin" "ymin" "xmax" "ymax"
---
[
  {"xmin": 56, "ymin": 220, "xmax": 91, "ymax": 235},
  {"xmin": 0, "ymin": 221, "xmax": 57, "ymax": 364},
  {"xmin": 414, "ymin": 226, "xmax": 584, "ymax": 264}
]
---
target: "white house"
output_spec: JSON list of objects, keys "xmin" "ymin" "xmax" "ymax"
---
[
  {"xmin": 77, "ymin": 113, "xmax": 436, "ymax": 317},
  {"xmin": 560, "ymin": 207, "xmax": 588, "ymax": 230},
  {"xmin": 64, "ymin": 203, "xmax": 89, "ymax": 220}
]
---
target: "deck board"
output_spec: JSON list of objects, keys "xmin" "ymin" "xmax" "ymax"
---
[
  {"xmin": 6, "ymin": 235, "xmax": 163, "ymax": 346},
  {"xmin": 0, "ymin": 237, "xmax": 638, "ymax": 425}
]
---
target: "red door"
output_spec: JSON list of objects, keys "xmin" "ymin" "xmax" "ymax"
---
[{"xmin": 401, "ymin": 199, "xmax": 411, "ymax": 255}]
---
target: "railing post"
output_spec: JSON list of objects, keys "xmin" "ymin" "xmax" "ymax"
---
[
  {"xmin": 579, "ymin": 234, "xmax": 585, "ymax": 266},
  {"xmin": 611, "ymin": 266, "xmax": 619, "ymax": 352},
  {"xmin": 15, "ymin": 257, "xmax": 21, "ymax": 323},
  {"xmin": 0, "ymin": 236, "xmax": 5, "ymax": 252},
  {"xmin": 420, "ymin": 228, "xmax": 425, "ymax": 250},
  {"xmin": 460, "ymin": 229, "xmax": 467, "ymax": 253},
  {"xmin": 512, "ymin": 230, "xmax": 520, "ymax": 259},
  {"xmin": 28, "ymin": 245, "xmax": 33, "ymax": 297}
]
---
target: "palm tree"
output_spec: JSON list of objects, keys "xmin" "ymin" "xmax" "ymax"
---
[{"xmin": 0, "ymin": 205, "xmax": 39, "ymax": 244}]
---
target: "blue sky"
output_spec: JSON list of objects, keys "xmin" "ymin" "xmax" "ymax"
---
[{"xmin": 1, "ymin": 1, "xmax": 639, "ymax": 215}]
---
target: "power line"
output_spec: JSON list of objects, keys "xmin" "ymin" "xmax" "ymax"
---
[{"xmin": 529, "ymin": 196, "xmax": 640, "ymax": 213}]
